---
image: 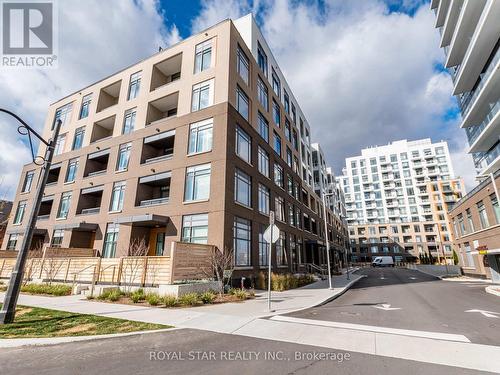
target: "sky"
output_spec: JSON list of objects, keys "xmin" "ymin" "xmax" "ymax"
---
[{"xmin": 0, "ymin": 0, "xmax": 476, "ymax": 200}]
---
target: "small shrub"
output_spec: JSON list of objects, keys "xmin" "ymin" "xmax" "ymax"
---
[
  {"xmin": 130, "ymin": 289, "xmax": 145, "ymax": 303},
  {"xmin": 178, "ymin": 292, "xmax": 201, "ymax": 306},
  {"xmin": 97, "ymin": 288, "xmax": 122, "ymax": 301},
  {"xmin": 233, "ymin": 289, "xmax": 248, "ymax": 300},
  {"xmin": 256, "ymin": 272, "xmax": 266, "ymax": 290},
  {"xmin": 21, "ymin": 283, "xmax": 72, "ymax": 296},
  {"xmin": 162, "ymin": 295, "xmax": 178, "ymax": 307},
  {"xmin": 145, "ymin": 293, "xmax": 161, "ymax": 306},
  {"xmin": 199, "ymin": 291, "xmax": 216, "ymax": 304}
]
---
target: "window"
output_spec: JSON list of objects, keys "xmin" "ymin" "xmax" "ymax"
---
[
  {"xmin": 272, "ymin": 68, "xmax": 281, "ymax": 98},
  {"xmin": 6, "ymin": 234, "xmax": 18, "ymax": 250},
  {"xmin": 51, "ymin": 229, "xmax": 64, "ymax": 248},
  {"xmin": 235, "ymin": 169, "xmax": 251, "ymax": 207},
  {"xmin": 122, "ymin": 108, "xmax": 136, "ymax": 134},
  {"xmin": 57, "ymin": 192, "xmax": 72, "ymax": 219},
  {"xmin": 22, "ymin": 171, "xmax": 34, "ymax": 193},
  {"xmin": 191, "ymin": 79, "xmax": 213, "ymax": 112},
  {"xmin": 292, "ymin": 129, "xmax": 298, "ymax": 150},
  {"xmin": 477, "ymin": 201, "xmax": 489, "ymax": 229},
  {"xmin": 188, "ymin": 118, "xmax": 213, "ymax": 154},
  {"xmin": 258, "ymin": 184, "xmax": 270, "ymax": 214},
  {"xmin": 185, "ymin": 163, "xmax": 211, "ymax": 201},
  {"xmin": 491, "ymin": 194, "xmax": 500, "ymax": 224},
  {"xmin": 466, "ymin": 208, "xmax": 475, "ymax": 232},
  {"xmin": 258, "ymin": 112, "xmax": 269, "ymax": 142},
  {"xmin": 259, "ymin": 225, "xmax": 269, "ymax": 266},
  {"xmin": 291, "ymin": 104, "xmax": 296, "ymax": 123},
  {"xmin": 110, "ymin": 181, "xmax": 126, "ymax": 212},
  {"xmin": 236, "ymin": 86, "xmax": 249, "ymax": 120},
  {"xmin": 257, "ymin": 77, "xmax": 268, "ymax": 111},
  {"xmin": 276, "ymin": 231, "xmax": 286, "ymax": 265},
  {"xmin": 274, "ymin": 163, "xmax": 284, "ymax": 188},
  {"xmin": 285, "ymin": 120, "xmax": 291, "ymax": 142},
  {"xmin": 257, "ymin": 42, "xmax": 268, "ymax": 77},
  {"xmin": 127, "ymin": 71, "xmax": 141, "ymax": 100},
  {"xmin": 116, "ymin": 143, "xmax": 131, "ymax": 171},
  {"xmin": 236, "ymin": 126, "xmax": 251, "ymax": 163},
  {"xmin": 54, "ymin": 134, "xmax": 66, "ymax": 155},
  {"xmin": 194, "ymin": 39, "xmax": 212, "ymax": 73},
  {"xmin": 72, "ymin": 126, "xmax": 85, "ymax": 150},
  {"xmin": 273, "ymin": 132, "xmax": 281, "ymax": 156},
  {"xmin": 237, "ymin": 46, "xmax": 249, "ymax": 84},
  {"xmin": 103, "ymin": 224, "xmax": 119, "ymax": 258},
  {"xmin": 155, "ymin": 233, "xmax": 165, "ymax": 255},
  {"xmin": 272, "ymin": 99, "xmax": 280, "ymax": 126},
  {"xmin": 13, "ymin": 201, "xmax": 27, "ymax": 224},
  {"xmin": 464, "ymin": 243, "xmax": 474, "ymax": 267},
  {"xmin": 284, "ymin": 90, "xmax": 290, "ymax": 114},
  {"xmin": 258, "ymin": 146, "xmax": 269, "ymax": 177},
  {"xmin": 182, "ymin": 213, "xmax": 209, "ymax": 244},
  {"xmin": 52, "ymin": 102, "xmax": 73, "ymax": 130},
  {"xmin": 287, "ymin": 176, "xmax": 293, "ymax": 195},
  {"xmin": 65, "ymin": 158, "xmax": 79, "ymax": 183},
  {"xmin": 79, "ymin": 94, "xmax": 92, "ymax": 119},
  {"xmin": 234, "ymin": 217, "xmax": 251, "ymax": 266},
  {"xmin": 286, "ymin": 147, "xmax": 292, "ymax": 167},
  {"xmin": 288, "ymin": 203, "xmax": 294, "ymax": 225}
]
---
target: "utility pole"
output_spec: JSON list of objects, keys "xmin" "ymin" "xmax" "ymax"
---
[{"xmin": 0, "ymin": 109, "xmax": 61, "ymax": 324}]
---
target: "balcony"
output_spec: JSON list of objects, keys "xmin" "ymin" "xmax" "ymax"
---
[
  {"xmin": 474, "ymin": 141, "xmax": 500, "ymax": 175},
  {"xmin": 440, "ymin": 0, "xmax": 464, "ymax": 48},
  {"xmin": 76, "ymin": 185, "xmax": 103, "ymax": 215},
  {"xmin": 38, "ymin": 195, "xmax": 54, "ymax": 219},
  {"xmin": 468, "ymin": 100, "xmax": 500, "ymax": 153},
  {"xmin": 150, "ymin": 53, "xmax": 182, "ymax": 91},
  {"xmin": 141, "ymin": 130, "xmax": 175, "ymax": 164},
  {"xmin": 46, "ymin": 163, "xmax": 61, "ymax": 185},
  {"xmin": 136, "ymin": 172, "xmax": 171, "ymax": 207},
  {"xmin": 146, "ymin": 92, "xmax": 178, "ymax": 126},
  {"xmin": 90, "ymin": 115, "xmax": 116, "ymax": 143},
  {"xmin": 96, "ymin": 80, "xmax": 121, "ymax": 112},
  {"xmin": 84, "ymin": 149, "xmax": 109, "ymax": 177}
]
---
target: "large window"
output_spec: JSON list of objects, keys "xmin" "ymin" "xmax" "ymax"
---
[
  {"xmin": 103, "ymin": 224, "xmax": 119, "ymax": 258},
  {"xmin": 477, "ymin": 202, "xmax": 489, "ymax": 229},
  {"xmin": 491, "ymin": 194, "xmax": 500, "ymax": 224},
  {"xmin": 52, "ymin": 102, "xmax": 73, "ymax": 130},
  {"xmin": 275, "ymin": 196, "xmax": 285, "ymax": 221},
  {"xmin": 182, "ymin": 213, "xmax": 209, "ymax": 244},
  {"xmin": 259, "ymin": 224, "xmax": 269, "ymax": 266},
  {"xmin": 13, "ymin": 201, "xmax": 27, "ymax": 224},
  {"xmin": 54, "ymin": 134, "xmax": 66, "ymax": 155},
  {"xmin": 273, "ymin": 132, "xmax": 282, "ymax": 156},
  {"xmin": 79, "ymin": 94, "xmax": 92, "ymax": 120},
  {"xmin": 192, "ymin": 79, "xmax": 213, "ymax": 112},
  {"xmin": 258, "ymin": 112, "xmax": 269, "ymax": 142},
  {"xmin": 6, "ymin": 234, "xmax": 18, "ymax": 250},
  {"xmin": 128, "ymin": 71, "xmax": 141, "ymax": 100},
  {"xmin": 286, "ymin": 147, "xmax": 292, "ymax": 167},
  {"xmin": 235, "ymin": 169, "xmax": 251, "ymax": 207},
  {"xmin": 285, "ymin": 120, "xmax": 291, "ymax": 142},
  {"xmin": 274, "ymin": 163, "xmax": 284, "ymax": 188},
  {"xmin": 237, "ymin": 46, "xmax": 249, "ymax": 84},
  {"xmin": 272, "ymin": 68, "xmax": 281, "ymax": 98},
  {"xmin": 257, "ymin": 77, "xmax": 268, "ymax": 111},
  {"xmin": 72, "ymin": 126, "xmax": 85, "ymax": 150},
  {"xmin": 276, "ymin": 231, "xmax": 286, "ymax": 265},
  {"xmin": 257, "ymin": 42, "xmax": 268, "ymax": 77},
  {"xmin": 236, "ymin": 126, "xmax": 251, "ymax": 163},
  {"xmin": 57, "ymin": 192, "xmax": 72, "ymax": 219},
  {"xmin": 65, "ymin": 158, "xmax": 79, "ymax": 183},
  {"xmin": 51, "ymin": 229, "xmax": 64, "ymax": 248},
  {"xmin": 185, "ymin": 163, "xmax": 211, "ymax": 201},
  {"xmin": 258, "ymin": 146, "xmax": 269, "ymax": 177},
  {"xmin": 188, "ymin": 118, "xmax": 213, "ymax": 154},
  {"xmin": 272, "ymin": 99, "xmax": 280, "ymax": 126},
  {"xmin": 234, "ymin": 217, "xmax": 251, "ymax": 266},
  {"xmin": 22, "ymin": 170, "xmax": 34, "ymax": 193},
  {"xmin": 284, "ymin": 90, "xmax": 290, "ymax": 114},
  {"xmin": 194, "ymin": 39, "xmax": 212, "ymax": 73},
  {"xmin": 110, "ymin": 181, "xmax": 126, "ymax": 212},
  {"xmin": 236, "ymin": 86, "xmax": 249, "ymax": 121},
  {"xmin": 155, "ymin": 233, "xmax": 165, "ymax": 255},
  {"xmin": 116, "ymin": 143, "xmax": 131, "ymax": 171},
  {"xmin": 122, "ymin": 108, "xmax": 136, "ymax": 134},
  {"xmin": 258, "ymin": 183, "xmax": 270, "ymax": 215}
]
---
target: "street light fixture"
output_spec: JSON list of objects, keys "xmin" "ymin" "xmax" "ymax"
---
[{"xmin": 0, "ymin": 109, "xmax": 62, "ymax": 324}]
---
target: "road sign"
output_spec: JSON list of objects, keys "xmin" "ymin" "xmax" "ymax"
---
[{"xmin": 264, "ymin": 224, "xmax": 279, "ymax": 244}]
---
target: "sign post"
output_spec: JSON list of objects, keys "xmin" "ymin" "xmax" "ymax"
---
[{"xmin": 264, "ymin": 211, "xmax": 279, "ymax": 312}]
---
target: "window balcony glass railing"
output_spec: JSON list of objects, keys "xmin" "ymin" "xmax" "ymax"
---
[
  {"xmin": 466, "ymin": 100, "xmax": 500, "ymax": 145},
  {"xmin": 461, "ymin": 45, "xmax": 500, "ymax": 118}
]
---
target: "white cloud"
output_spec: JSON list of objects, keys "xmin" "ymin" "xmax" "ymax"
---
[
  {"xmin": 191, "ymin": 0, "xmax": 477, "ymax": 190},
  {"xmin": 0, "ymin": 0, "xmax": 176, "ymax": 200}
]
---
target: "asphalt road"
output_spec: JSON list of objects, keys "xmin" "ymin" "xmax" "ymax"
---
[
  {"xmin": 287, "ymin": 268, "xmax": 500, "ymax": 345},
  {"xmin": 0, "ymin": 329, "xmax": 489, "ymax": 375}
]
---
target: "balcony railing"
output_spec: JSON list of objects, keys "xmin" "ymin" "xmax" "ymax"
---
[
  {"xmin": 139, "ymin": 197, "xmax": 169, "ymax": 207},
  {"xmin": 474, "ymin": 142, "xmax": 500, "ymax": 171},
  {"xmin": 466, "ymin": 100, "xmax": 500, "ymax": 145},
  {"xmin": 37, "ymin": 214, "xmax": 50, "ymax": 220},
  {"xmin": 80, "ymin": 207, "xmax": 100, "ymax": 215}
]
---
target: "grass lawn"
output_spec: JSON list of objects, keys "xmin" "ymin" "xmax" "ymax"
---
[{"xmin": 0, "ymin": 304, "xmax": 170, "ymax": 339}]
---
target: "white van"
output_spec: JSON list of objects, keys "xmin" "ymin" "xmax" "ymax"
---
[{"xmin": 372, "ymin": 256, "xmax": 394, "ymax": 267}]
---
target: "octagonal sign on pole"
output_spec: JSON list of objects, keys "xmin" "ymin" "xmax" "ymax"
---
[{"xmin": 265, "ymin": 212, "xmax": 279, "ymax": 312}]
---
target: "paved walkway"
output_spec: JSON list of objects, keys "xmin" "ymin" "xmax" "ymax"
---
[{"xmin": 0, "ymin": 270, "xmax": 363, "ymax": 340}]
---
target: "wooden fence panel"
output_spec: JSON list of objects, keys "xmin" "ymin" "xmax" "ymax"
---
[{"xmin": 171, "ymin": 242, "xmax": 214, "ymax": 282}]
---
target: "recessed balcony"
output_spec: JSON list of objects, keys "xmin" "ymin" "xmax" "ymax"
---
[
  {"xmin": 76, "ymin": 185, "xmax": 103, "ymax": 215},
  {"xmin": 47, "ymin": 163, "xmax": 61, "ymax": 185},
  {"xmin": 146, "ymin": 92, "xmax": 179, "ymax": 126},
  {"xmin": 38, "ymin": 195, "xmax": 54, "ymax": 219},
  {"xmin": 90, "ymin": 115, "xmax": 116, "ymax": 143},
  {"xmin": 97, "ymin": 80, "xmax": 121, "ymax": 112},
  {"xmin": 141, "ymin": 130, "xmax": 175, "ymax": 165},
  {"xmin": 84, "ymin": 149, "xmax": 110, "ymax": 177},
  {"xmin": 136, "ymin": 172, "xmax": 171, "ymax": 207},
  {"xmin": 150, "ymin": 53, "xmax": 182, "ymax": 91}
]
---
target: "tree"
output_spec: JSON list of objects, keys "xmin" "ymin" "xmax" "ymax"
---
[
  {"xmin": 452, "ymin": 250, "xmax": 459, "ymax": 266},
  {"xmin": 23, "ymin": 244, "xmax": 44, "ymax": 285},
  {"xmin": 121, "ymin": 238, "xmax": 148, "ymax": 292},
  {"xmin": 202, "ymin": 247, "xmax": 234, "ymax": 296}
]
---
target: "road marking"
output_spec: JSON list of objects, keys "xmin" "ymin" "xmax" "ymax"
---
[
  {"xmin": 269, "ymin": 315, "xmax": 471, "ymax": 342},
  {"xmin": 465, "ymin": 309, "xmax": 500, "ymax": 319},
  {"xmin": 373, "ymin": 304, "xmax": 401, "ymax": 311},
  {"xmin": 409, "ymin": 277, "xmax": 418, "ymax": 280}
]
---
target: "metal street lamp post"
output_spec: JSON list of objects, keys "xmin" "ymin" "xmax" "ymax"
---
[
  {"xmin": 0, "ymin": 109, "xmax": 61, "ymax": 324},
  {"xmin": 321, "ymin": 193, "xmax": 335, "ymax": 290}
]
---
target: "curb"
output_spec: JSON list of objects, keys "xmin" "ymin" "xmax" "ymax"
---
[
  {"xmin": 485, "ymin": 286, "xmax": 500, "ymax": 297},
  {"xmin": 312, "ymin": 274, "xmax": 367, "ymax": 307},
  {"xmin": 0, "ymin": 327, "xmax": 181, "ymax": 349}
]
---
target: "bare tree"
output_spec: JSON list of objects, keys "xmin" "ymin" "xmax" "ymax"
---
[
  {"xmin": 202, "ymin": 247, "xmax": 234, "ymax": 296},
  {"xmin": 42, "ymin": 255, "xmax": 65, "ymax": 285},
  {"xmin": 23, "ymin": 244, "xmax": 44, "ymax": 285},
  {"xmin": 121, "ymin": 238, "xmax": 148, "ymax": 292}
]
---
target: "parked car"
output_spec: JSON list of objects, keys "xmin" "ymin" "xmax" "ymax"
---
[{"xmin": 372, "ymin": 256, "xmax": 395, "ymax": 267}]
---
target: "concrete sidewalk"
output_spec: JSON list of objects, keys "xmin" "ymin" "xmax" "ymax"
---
[{"xmin": 0, "ymin": 270, "xmax": 363, "ymax": 344}]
